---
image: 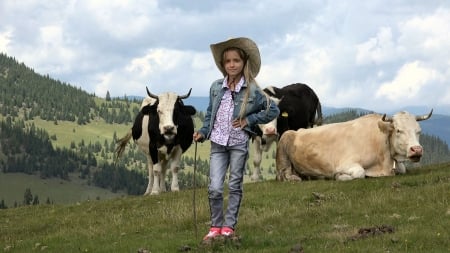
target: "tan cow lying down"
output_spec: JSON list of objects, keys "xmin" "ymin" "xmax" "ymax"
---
[{"xmin": 276, "ymin": 110, "xmax": 432, "ymax": 181}]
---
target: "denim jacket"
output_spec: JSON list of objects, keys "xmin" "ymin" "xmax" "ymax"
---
[{"xmin": 198, "ymin": 78, "xmax": 280, "ymax": 141}]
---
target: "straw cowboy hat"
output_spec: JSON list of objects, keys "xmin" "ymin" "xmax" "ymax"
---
[{"xmin": 210, "ymin": 37, "xmax": 261, "ymax": 77}]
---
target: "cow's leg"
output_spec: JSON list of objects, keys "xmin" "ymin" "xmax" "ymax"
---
[
  {"xmin": 159, "ymin": 159, "xmax": 168, "ymax": 193},
  {"xmin": 335, "ymin": 164, "xmax": 365, "ymax": 180},
  {"xmin": 144, "ymin": 157, "xmax": 154, "ymax": 195},
  {"xmin": 275, "ymin": 162, "xmax": 301, "ymax": 181},
  {"xmin": 276, "ymin": 136, "xmax": 301, "ymax": 181},
  {"xmin": 283, "ymin": 167, "xmax": 302, "ymax": 181},
  {"xmin": 251, "ymin": 137, "xmax": 263, "ymax": 181},
  {"xmin": 169, "ymin": 146, "xmax": 182, "ymax": 192},
  {"xmin": 151, "ymin": 163, "xmax": 162, "ymax": 195}
]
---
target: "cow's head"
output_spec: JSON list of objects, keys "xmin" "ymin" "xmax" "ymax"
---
[
  {"xmin": 146, "ymin": 87, "xmax": 196, "ymax": 142},
  {"xmin": 378, "ymin": 109, "xmax": 432, "ymax": 163},
  {"xmin": 255, "ymin": 96, "xmax": 280, "ymax": 144}
]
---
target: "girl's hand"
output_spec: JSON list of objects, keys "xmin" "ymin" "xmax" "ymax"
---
[
  {"xmin": 232, "ymin": 118, "xmax": 247, "ymax": 129},
  {"xmin": 193, "ymin": 132, "xmax": 204, "ymax": 142}
]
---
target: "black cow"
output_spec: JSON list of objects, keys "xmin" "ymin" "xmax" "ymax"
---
[
  {"xmin": 116, "ymin": 87, "xmax": 196, "ymax": 195},
  {"xmin": 251, "ymin": 83, "xmax": 322, "ymax": 181}
]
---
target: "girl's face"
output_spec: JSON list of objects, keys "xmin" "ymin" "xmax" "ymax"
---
[{"xmin": 223, "ymin": 50, "xmax": 244, "ymax": 78}]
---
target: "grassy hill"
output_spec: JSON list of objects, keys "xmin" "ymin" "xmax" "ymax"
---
[
  {"xmin": 0, "ymin": 173, "xmax": 125, "ymax": 207},
  {"xmin": 1, "ymin": 163, "xmax": 449, "ymax": 252},
  {"xmin": 0, "ymin": 112, "xmax": 277, "ymax": 206}
]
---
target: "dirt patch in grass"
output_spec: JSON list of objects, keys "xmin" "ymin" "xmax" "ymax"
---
[{"xmin": 347, "ymin": 224, "xmax": 395, "ymax": 241}]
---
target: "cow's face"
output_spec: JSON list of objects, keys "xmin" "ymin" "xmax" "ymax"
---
[
  {"xmin": 146, "ymin": 88, "xmax": 193, "ymax": 142},
  {"xmin": 256, "ymin": 96, "xmax": 280, "ymax": 142},
  {"xmin": 155, "ymin": 92, "xmax": 180, "ymax": 141},
  {"xmin": 378, "ymin": 110, "xmax": 432, "ymax": 163},
  {"xmin": 258, "ymin": 117, "xmax": 278, "ymax": 137}
]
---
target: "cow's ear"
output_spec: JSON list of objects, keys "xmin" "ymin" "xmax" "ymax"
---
[
  {"xmin": 378, "ymin": 120, "xmax": 394, "ymax": 133},
  {"xmin": 183, "ymin": 105, "xmax": 196, "ymax": 115},
  {"xmin": 141, "ymin": 103, "xmax": 158, "ymax": 114}
]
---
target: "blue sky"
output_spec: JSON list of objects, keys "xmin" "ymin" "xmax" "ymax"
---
[{"xmin": 1, "ymin": 0, "xmax": 449, "ymax": 113}]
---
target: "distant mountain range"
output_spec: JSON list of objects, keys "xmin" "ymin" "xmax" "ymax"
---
[{"xmin": 183, "ymin": 96, "xmax": 450, "ymax": 146}]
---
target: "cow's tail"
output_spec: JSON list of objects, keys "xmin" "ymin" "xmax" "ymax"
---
[
  {"xmin": 276, "ymin": 130, "xmax": 296, "ymax": 181},
  {"xmin": 315, "ymin": 100, "xmax": 323, "ymax": 126},
  {"xmin": 114, "ymin": 130, "xmax": 133, "ymax": 164}
]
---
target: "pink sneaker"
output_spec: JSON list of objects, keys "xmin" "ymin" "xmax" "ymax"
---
[
  {"xmin": 203, "ymin": 227, "xmax": 221, "ymax": 241},
  {"xmin": 221, "ymin": 227, "xmax": 234, "ymax": 237}
]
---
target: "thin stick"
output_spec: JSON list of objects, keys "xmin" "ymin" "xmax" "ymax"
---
[{"xmin": 192, "ymin": 141, "xmax": 198, "ymax": 241}]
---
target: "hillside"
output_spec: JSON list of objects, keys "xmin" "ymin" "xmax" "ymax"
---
[
  {"xmin": 1, "ymin": 163, "xmax": 449, "ymax": 252},
  {"xmin": 0, "ymin": 172, "xmax": 125, "ymax": 207}
]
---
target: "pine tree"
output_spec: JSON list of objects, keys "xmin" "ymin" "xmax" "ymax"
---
[
  {"xmin": 32, "ymin": 195, "xmax": 39, "ymax": 205},
  {"xmin": 23, "ymin": 188, "xmax": 33, "ymax": 205},
  {"xmin": 0, "ymin": 199, "xmax": 7, "ymax": 209}
]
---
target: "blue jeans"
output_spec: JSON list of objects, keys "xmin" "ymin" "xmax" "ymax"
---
[{"xmin": 208, "ymin": 141, "xmax": 249, "ymax": 230}]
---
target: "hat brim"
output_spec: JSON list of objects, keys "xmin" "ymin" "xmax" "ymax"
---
[{"xmin": 210, "ymin": 37, "xmax": 261, "ymax": 77}]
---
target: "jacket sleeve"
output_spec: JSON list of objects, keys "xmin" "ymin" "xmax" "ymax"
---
[
  {"xmin": 245, "ymin": 89, "xmax": 280, "ymax": 128},
  {"xmin": 197, "ymin": 83, "xmax": 215, "ymax": 140}
]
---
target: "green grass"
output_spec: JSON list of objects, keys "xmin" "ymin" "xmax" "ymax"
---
[
  {"xmin": 1, "ymin": 163, "xmax": 449, "ymax": 253},
  {"xmin": 31, "ymin": 118, "xmax": 131, "ymax": 149},
  {"xmin": 0, "ymin": 173, "xmax": 125, "ymax": 207}
]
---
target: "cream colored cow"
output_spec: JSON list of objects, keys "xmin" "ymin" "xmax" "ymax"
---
[{"xmin": 276, "ymin": 110, "xmax": 432, "ymax": 181}]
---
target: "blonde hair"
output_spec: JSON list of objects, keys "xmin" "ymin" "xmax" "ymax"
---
[{"xmin": 221, "ymin": 47, "xmax": 270, "ymax": 120}]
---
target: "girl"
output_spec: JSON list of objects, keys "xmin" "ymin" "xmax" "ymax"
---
[{"xmin": 193, "ymin": 37, "xmax": 279, "ymax": 241}]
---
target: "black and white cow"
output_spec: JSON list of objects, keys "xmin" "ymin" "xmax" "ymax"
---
[
  {"xmin": 116, "ymin": 87, "xmax": 196, "ymax": 195},
  {"xmin": 251, "ymin": 83, "xmax": 322, "ymax": 181}
]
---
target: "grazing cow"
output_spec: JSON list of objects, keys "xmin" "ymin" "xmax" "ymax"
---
[
  {"xmin": 116, "ymin": 87, "xmax": 196, "ymax": 195},
  {"xmin": 276, "ymin": 110, "xmax": 433, "ymax": 181},
  {"xmin": 250, "ymin": 83, "xmax": 322, "ymax": 181}
]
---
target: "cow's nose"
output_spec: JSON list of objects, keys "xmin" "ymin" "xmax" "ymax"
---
[
  {"xmin": 410, "ymin": 145, "xmax": 423, "ymax": 156},
  {"xmin": 164, "ymin": 125, "xmax": 175, "ymax": 132},
  {"xmin": 264, "ymin": 127, "xmax": 277, "ymax": 135}
]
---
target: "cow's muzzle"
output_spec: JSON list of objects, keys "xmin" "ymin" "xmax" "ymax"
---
[
  {"xmin": 162, "ymin": 125, "xmax": 177, "ymax": 141},
  {"xmin": 408, "ymin": 145, "xmax": 423, "ymax": 162},
  {"xmin": 262, "ymin": 133, "xmax": 278, "ymax": 145}
]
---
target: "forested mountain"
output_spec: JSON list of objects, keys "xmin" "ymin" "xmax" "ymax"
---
[
  {"xmin": 0, "ymin": 53, "xmax": 95, "ymax": 124},
  {"xmin": 0, "ymin": 54, "xmax": 149, "ymax": 198},
  {"xmin": 1, "ymin": 53, "xmax": 449, "ymax": 208}
]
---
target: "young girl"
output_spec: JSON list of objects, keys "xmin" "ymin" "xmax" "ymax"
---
[{"xmin": 193, "ymin": 37, "xmax": 279, "ymax": 241}]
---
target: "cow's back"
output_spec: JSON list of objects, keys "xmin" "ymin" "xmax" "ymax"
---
[{"xmin": 276, "ymin": 83, "xmax": 321, "ymax": 135}]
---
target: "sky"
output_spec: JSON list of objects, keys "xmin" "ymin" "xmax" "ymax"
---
[{"xmin": 1, "ymin": 0, "xmax": 449, "ymax": 114}]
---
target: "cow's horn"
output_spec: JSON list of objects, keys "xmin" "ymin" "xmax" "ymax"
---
[
  {"xmin": 381, "ymin": 114, "xmax": 393, "ymax": 122},
  {"xmin": 178, "ymin": 88, "xmax": 192, "ymax": 99},
  {"xmin": 416, "ymin": 109, "xmax": 433, "ymax": 121},
  {"xmin": 146, "ymin": 86, "xmax": 159, "ymax": 99}
]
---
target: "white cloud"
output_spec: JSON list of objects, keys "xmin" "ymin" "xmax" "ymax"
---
[
  {"xmin": 356, "ymin": 27, "xmax": 396, "ymax": 65},
  {"xmin": 83, "ymin": 0, "xmax": 155, "ymax": 40},
  {"xmin": 0, "ymin": 28, "xmax": 12, "ymax": 52},
  {"xmin": 399, "ymin": 8, "xmax": 450, "ymax": 53},
  {"xmin": 376, "ymin": 61, "xmax": 441, "ymax": 101}
]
